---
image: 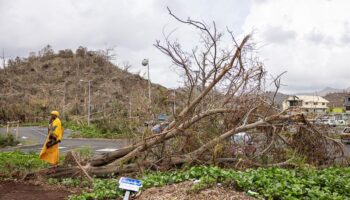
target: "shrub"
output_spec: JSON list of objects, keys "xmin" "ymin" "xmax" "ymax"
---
[{"xmin": 0, "ymin": 133, "xmax": 19, "ymax": 147}]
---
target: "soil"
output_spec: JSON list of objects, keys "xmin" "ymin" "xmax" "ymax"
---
[
  {"xmin": 0, "ymin": 180, "xmax": 255, "ymax": 200},
  {"xmin": 137, "ymin": 181, "xmax": 255, "ymax": 200},
  {"xmin": 0, "ymin": 180, "xmax": 72, "ymax": 200}
]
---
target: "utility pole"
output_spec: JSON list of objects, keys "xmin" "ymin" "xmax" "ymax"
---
[
  {"xmin": 88, "ymin": 80, "xmax": 91, "ymax": 126},
  {"xmin": 142, "ymin": 59, "xmax": 152, "ymax": 112},
  {"xmin": 62, "ymin": 81, "xmax": 66, "ymax": 119},
  {"xmin": 1, "ymin": 49, "xmax": 5, "ymax": 68},
  {"xmin": 80, "ymin": 79, "xmax": 91, "ymax": 126},
  {"xmin": 129, "ymin": 97, "xmax": 132, "ymax": 118}
]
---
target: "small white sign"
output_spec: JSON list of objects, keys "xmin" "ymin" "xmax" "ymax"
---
[{"xmin": 119, "ymin": 177, "xmax": 142, "ymax": 192}]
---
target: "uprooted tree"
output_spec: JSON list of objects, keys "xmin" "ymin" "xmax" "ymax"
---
[{"xmin": 37, "ymin": 8, "xmax": 348, "ymax": 179}]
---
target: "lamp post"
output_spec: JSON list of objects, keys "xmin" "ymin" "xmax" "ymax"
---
[
  {"xmin": 80, "ymin": 79, "xmax": 91, "ymax": 126},
  {"xmin": 142, "ymin": 59, "xmax": 151, "ymax": 109},
  {"xmin": 55, "ymin": 80, "xmax": 67, "ymax": 119},
  {"xmin": 55, "ymin": 89, "xmax": 65, "ymax": 119}
]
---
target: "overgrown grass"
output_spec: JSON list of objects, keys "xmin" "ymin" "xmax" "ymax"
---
[
  {"xmin": 0, "ymin": 151, "xmax": 48, "ymax": 177},
  {"xmin": 69, "ymin": 166, "xmax": 350, "ymax": 200},
  {"xmin": 64, "ymin": 121, "xmax": 130, "ymax": 139},
  {"xmin": 0, "ymin": 133, "xmax": 19, "ymax": 148}
]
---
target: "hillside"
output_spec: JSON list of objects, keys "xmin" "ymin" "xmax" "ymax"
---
[
  {"xmin": 0, "ymin": 46, "xmax": 170, "ymax": 123},
  {"xmin": 265, "ymin": 91, "xmax": 288, "ymax": 109},
  {"xmin": 324, "ymin": 92, "xmax": 350, "ymax": 108},
  {"xmin": 298, "ymin": 87, "xmax": 350, "ymax": 96}
]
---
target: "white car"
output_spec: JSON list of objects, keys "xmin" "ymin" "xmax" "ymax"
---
[
  {"xmin": 322, "ymin": 119, "xmax": 336, "ymax": 127},
  {"xmin": 231, "ymin": 132, "xmax": 252, "ymax": 145},
  {"xmin": 336, "ymin": 120, "xmax": 346, "ymax": 126}
]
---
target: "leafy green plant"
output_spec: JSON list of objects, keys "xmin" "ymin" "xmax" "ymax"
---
[
  {"xmin": 69, "ymin": 166, "xmax": 350, "ymax": 200},
  {"xmin": 0, "ymin": 151, "xmax": 48, "ymax": 177},
  {"xmin": 143, "ymin": 166, "xmax": 350, "ymax": 199},
  {"xmin": 69, "ymin": 179, "xmax": 124, "ymax": 200}
]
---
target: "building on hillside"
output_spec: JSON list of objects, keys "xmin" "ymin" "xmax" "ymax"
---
[
  {"xmin": 324, "ymin": 92, "xmax": 350, "ymax": 113},
  {"xmin": 324, "ymin": 92, "xmax": 347, "ymax": 108},
  {"xmin": 344, "ymin": 95, "xmax": 350, "ymax": 112},
  {"xmin": 282, "ymin": 95, "xmax": 329, "ymax": 114}
]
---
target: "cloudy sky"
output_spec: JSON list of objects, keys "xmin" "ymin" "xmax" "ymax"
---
[{"xmin": 0, "ymin": 0, "xmax": 349, "ymax": 94}]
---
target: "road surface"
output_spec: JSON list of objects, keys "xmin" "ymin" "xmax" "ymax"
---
[
  {"xmin": 1, "ymin": 126, "xmax": 350, "ymax": 155},
  {"xmin": 0, "ymin": 126, "xmax": 129, "ymax": 154}
]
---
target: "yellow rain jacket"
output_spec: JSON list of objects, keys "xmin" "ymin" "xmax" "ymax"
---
[{"xmin": 39, "ymin": 118, "xmax": 63, "ymax": 165}]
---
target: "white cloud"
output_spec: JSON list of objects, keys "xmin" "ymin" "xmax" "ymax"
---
[
  {"xmin": 262, "ymin": 26, "xmax": 296, "ymax": 44},
  {"xmin": 0, "ymin": 0, "xmax": 250, "ymax": 89},
  {"xmin": 243, "ymin": 0, "xmax": 350, "ymax": 93},
  {"xmin": 2, "ymin": 0, "xmax": 349, "ymax": 94}
]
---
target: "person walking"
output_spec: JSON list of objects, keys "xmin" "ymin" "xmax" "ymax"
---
[{"xmin": 39, "ymin": 111, "xmax": 63, "ymax": 165}]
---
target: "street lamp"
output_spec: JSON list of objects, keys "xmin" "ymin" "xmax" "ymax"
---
[
  {"xmin": 142, "ymin": 59, "xmax": 151, "ymax": 108},
  {"xmin": 55, "ymin": 81, "xmax": 67, "ymax": 119},
  {"xmin": 55, "ymin": 89, "xmax": 66, "ymax": 119},
  {"xmin": 80, "ymin": 79, "xmax": 91, "ymax": 126}
]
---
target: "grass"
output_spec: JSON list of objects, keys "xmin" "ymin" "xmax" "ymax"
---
[
  {"xmin": 64, "ymin": 121, "xmax": 130, "ymax": 139},
  {"xmin": 0, "ymin": 151, "xmax": 48, "ymax": 177}
]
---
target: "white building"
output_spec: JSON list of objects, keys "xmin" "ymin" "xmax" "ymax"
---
[{"xmin": 282, "ymin": 95, "xmax": 329, "ymax": 113}]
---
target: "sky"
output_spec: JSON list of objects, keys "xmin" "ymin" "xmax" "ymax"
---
[{"xmin": 0, "ymin": 0, "xmax": 349, "ymax": 94}]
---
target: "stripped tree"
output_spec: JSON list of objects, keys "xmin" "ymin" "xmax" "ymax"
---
[{"xmin": 35, "ymin": 8, "xmax": 348, "ymax": 179}]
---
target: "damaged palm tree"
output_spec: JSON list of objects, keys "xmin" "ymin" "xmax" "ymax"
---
[{"xmin": 37, "ymin": 8, "xmax": 348, "ymax": 178}]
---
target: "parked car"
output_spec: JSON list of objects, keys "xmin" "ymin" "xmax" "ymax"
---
[
  {"xmin": 340, "ymin": 127, "xmax": 350, "ymax": 144},
  {"xmin": 230, "ymin": 132, "xmax": 253, "ymax": 145},
  {"xmin": 231, "ymin": 132, "xmax": 256, "ymax": 157},
  {"xmin": 336, "ymin": 120, "xmax": 346, "ymax": 126},
  {"xmin": 322, "ymin": 119, "xmax": 337, "ymax": 127},
  {"xmin": 151, "ymin": 122, "xmax": 169, "ymax": 134}
]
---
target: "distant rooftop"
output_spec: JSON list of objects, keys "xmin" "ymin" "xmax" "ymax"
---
[{"xmin": 286, "ymin": 95, "xmax": 329, "ymax": 103}]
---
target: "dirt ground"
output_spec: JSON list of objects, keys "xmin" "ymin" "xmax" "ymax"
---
[
  {"xmin": 0, "ymin": 180, "xmax": 72, "ymax": 200},
  {"xmin": 137, "ymin": 181, "xmax": 255, "ymax": 200}
]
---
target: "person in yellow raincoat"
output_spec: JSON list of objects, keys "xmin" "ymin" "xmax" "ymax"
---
[{"xmin": 39, "ymin": 111, "xmax": 63, "ymax": 165}]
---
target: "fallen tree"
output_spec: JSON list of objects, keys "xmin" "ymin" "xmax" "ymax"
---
[{"xmin": 34, "ymin": 8, "xmax": 349, "ymax": 178}]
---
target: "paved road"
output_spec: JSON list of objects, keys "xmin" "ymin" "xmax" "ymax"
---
[
  {"xmin": 0, "ymin": 126, "xmax": 129, "ymax": 154},
  {"xmin": 1, "ymin": 126, "xmax": 350, "ymax": 155}
]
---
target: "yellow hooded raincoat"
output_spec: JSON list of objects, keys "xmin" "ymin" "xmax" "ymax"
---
[{"xmin": 39, "ymin": 118, "xmax": 63, "ymax": 165}]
